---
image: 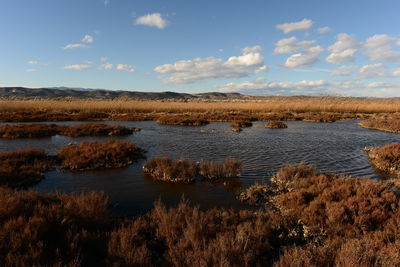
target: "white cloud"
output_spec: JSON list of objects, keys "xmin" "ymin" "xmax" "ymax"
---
[
  {"xmin": 363, "ymin": 34, "xmax": 400, "ymax": 62},
  {"xmin": 276, "ymin": 19, "xmax": 313, "ymax": 34},
  {"xmin": 283, "ymin": 46, "xmax": 323, "ymax": 68},
  {"xmin": 392, "ymin": 68, "xmax": 400, "ymax": 77},
  {"xmin": 135, "ymin": 13, "xmax": 167, "ymax": 29},
  {"xmin": 116, "ymin": 64, "xmax": 136, "ymax": 72},
  {"xmin": 217, "ymin": 78, "xmax": 400, "ymax": 97},
  {"xmin": 326, "ymin": 33, "xmax": 360, "ymax": 64},
  {"xmin": 64, "ymin": 64, "xmax": 91, "ymax": 70},
  {"xmin": 99, "ymin": 62, "xmax": 113, "ymax": 70},
  {"xmin": 330, "ymin": 65, "xmax": 357, "ymax": 76},
  {"xmin": 241, "ymin": 45, "xmax": 263, "ymax": 54},
  {"xmin": 100, "ymin": 57, "xmax": 108, "ymax": 62},
  {"xmin": 274, "ymin": 37, "xmax": 315, "ymax": 54},
  {"xmin": 358, "ymin": 63, "xmax": 387, "ymax": 78},
  {"xmin": 154, "ymin": 48, "xmax": 268, "ymax": 84},
  {"xmin": 82, "ymin": 34, "xmax": 94, "ymax": 43},
  {"xmin": 26, "ymin": 68, "xmax": 37, "ymax": 72},
  {"xmin": 27, "ymin": 60, "xmax": 39, "ymax": 65},
  {"xmin": 317, "ymin": 27, "xmax": 331, "ymax": 34},
  {"xmin": 63, "ymin": 43, "xmax": 87, "ymax": 50}
]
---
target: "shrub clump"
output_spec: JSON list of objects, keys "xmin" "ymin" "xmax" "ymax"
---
[
  {"xmin": 365, "ymin": 143, "xmax": 400, "ymax": 177},
  {"xmin": 156, "ymin": 115, "xmax": 209, "ymax": 126},
  {"xmin": 143, "ymin": 157, "xmax": 197, "ymax": 183},
  {"xmin": 58, "ymin": 140, "xmax": 145, "ymax": 171},
  {"xmin": 199, "ymin": 158, "xmax": 242, "ymax": 180},
  {"xmin": 359, "ymin": 119, "xmax": 400, "ymax": 133},
  {"xmin": 0, "ymin": 123, "xmax": 61, "ymax": 138},
  {"xmin": 237, "ymin": 183, "xmax": 273, "ymax": 205},
  {"xmin": 60, "ymin": 123, "xmax": 135, "ymax": 137},
  {"xmin": 265, "ymin": 121, "xmax": 288, "ymax": 129},
  {"xmin": 230, "ymin": 120, "xmax": 252, "ymax": 128},
  {"xmin": 0, "ymin": 187, "xmax": 109, "ymax": 266},
  {"xmin": 0, "ymin": 148, "xmax": 54, "ymax": 187}
]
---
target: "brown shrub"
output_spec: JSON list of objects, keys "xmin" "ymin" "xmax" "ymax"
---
[
  {"xmin": 0, "ymin": 187, "xmax": 109, "ymax": 266},
  {"xmin": 265, "ymin": 121, "xmax": 288, "ymax": 129},
  {"xmin": 58, "ymin": 140, "xmax": 145, "ymax": 171},
  {"xmin": 0, "ymin": 149, "xmax": 55, "ymax": 187},
  {"xmin": 142, "ymin": 157, "xmax": 197, "ymax": 183},
  {"xmin": 365, "ymin": 143, "xmax": 400, "ymax": 177},
  {"xmin": 238, "ymin": 183, "xmax": 273, "ymax": 205},
  {"xmin": 156, "ymin": 115, "xmax": 209, "ymax": 126},
  {"xmin": 60, "ymin": 123, "xmax": 134, "ymax": 137},
  {"xmin": 270, "ymin": 163, "xmax": 316, "ymax": 192},
  {"xmin": 230, "ymin": 120, "xmax": 252, "ymax": 128},
  {"xmin": 199, "ymin": 158, "xmax": 242, "ymax": 181},
  {"xmin": 359, "ymin": 119, "xmax": 400, "ymax": 133},
  {"xmin": 0, "ymin": 123, "xmax": 62, "ymax": 138},
  {"xmin": 108, "ymin": 200, "xmax": 274, "ymax": 266}
]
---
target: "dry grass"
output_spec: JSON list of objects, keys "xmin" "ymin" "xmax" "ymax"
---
[
  {"xmin": 199, "ymin": 158, "xmax": 242, "ymax": 180},
  {"xmin": 0, "ymin": 148, "xmax": 54, "ymax": 187},
  {"xmin": 265, "ymin": 121, "xmax": 288, "ymax": 129},
  {"xmin": 0, "ymin": 123, "xmax": 61, "ymax": 138},
  {"xmin": 58, "ymin": 140, "xmax": 145, "ymax": 171},
  {"xmin": 1, "ymin": 97, "xmax": 400, "ymax": 113},
  {"xmin": 359, "ymin": 119, "xmax": 400, "ymax": 133},
  {"xmin": 365, "ymin": 143, "xmax": 400, "ymax": 177},
  {"xmin": 60, "ymin": 123, "xmax": 135, "ymax": 137},
  {"xmin": 0, "ymin": 97, "xmax": 400, "ymax": 123},
  {"xmin": 142, "ymin": 157, "xmax": 197, "ymax": 183}
]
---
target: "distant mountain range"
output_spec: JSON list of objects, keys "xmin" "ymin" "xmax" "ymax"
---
[{"xmin": 0, "ymin": 87, "xmax": 250, "ymax": 100}]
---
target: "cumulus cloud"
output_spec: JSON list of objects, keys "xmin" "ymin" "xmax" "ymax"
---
[
  {"xmin": 392, "ymin": 68, "xmax": 400, "ymax": 77},
  {"xmin": 64, "ymin": 64, "xmax": 91, "ymax": 70},
  {"xmin": 283, "ymin": 46, "xmax": 324, "ymax": 68},
  {"xmin": 274, "ymin": 37, "xmax": 315, "ymax": 54},
  {"xmin": 276, "ymin": 19, "xmax": 313, "ymax": 34},
  {"xmin": 63, "ymin": 43, "xmax": 87, "ymax": 50},
  {"xmin": 330, "ymin": 65, "xmax": 357, "ymax": 76},
  {"xmin": 135, "ymin": 13, "xmax": 167, "ymax": 29},
  {"xmin": 317, "ymin": 27, "xmax": 331, "ymax": 34},
  {"xmin": 358, "ymin": 63, "xmax": 388, "ymax": 78},
  {"xmin": 241, "ymin": 45, "xmax": 263, "ymax": 54},
  {"xmin": 82, "ymin": 34, "xmax": 94, "ymax": 43},
  {"xmin": 26, "ymin": 68, "xmax": 37, "ymax": 72},
  {"xmin": 363, "ymin": 34, "xmax": 400, "ymax": 61},
  {"xmin": 116, "ymin": 64, "xmax": 136, "ymax": 72},
  {"xmin": 326, "ymin": 33, "xmax": 360, "ymax": 64},
  {"xmin": 27, "ymin": 60, "xmax": 39, "ymax": 65},
  {"xmin": 99, "ymin": 62, "xmax": 113, "ymax": 70},
  {"xmin": 154, "ymin": 48, "xmax": 268, "ymax": 84},
  {"xmin": 217, "ymin": 78, "xmax": 400, "ymax": 97},
  {"xmin": 100, "ymin": 57, "xmax": 108, "ymax": 62}
]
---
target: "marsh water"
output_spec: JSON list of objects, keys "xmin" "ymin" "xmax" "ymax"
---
[{"xmin": 1, "ymin": 120, "xmax": 399, "ymax": 216}]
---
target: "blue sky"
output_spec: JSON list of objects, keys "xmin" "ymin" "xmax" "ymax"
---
[{"xmin": 1, "ymin": 0, "xmax": 400, "ymax": 96}]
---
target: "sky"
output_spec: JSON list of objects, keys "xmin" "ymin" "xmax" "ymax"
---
[{"xmin": 1, "ymin": 0, "xmax": 400, "ymax": 97}]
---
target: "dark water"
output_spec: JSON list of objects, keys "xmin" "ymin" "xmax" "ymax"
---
[{"xmin": 0, "ymin": 120, "xmax": 399, "ymax": 216}]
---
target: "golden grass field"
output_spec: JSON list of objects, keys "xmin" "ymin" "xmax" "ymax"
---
[{"xmin": 1, "ymin": 96, "xmax": 400, "ymax": 114}]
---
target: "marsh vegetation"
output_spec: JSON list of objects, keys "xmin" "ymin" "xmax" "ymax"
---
[
  {"xmin": 365, "ymin": 143, "xmax": 400, "ymax": 177},
  {"xmin": 265, "ymin": 121, "xmax": 288, "ymax": 129},
  {"xmin": 142, "ymin": 157, "xmax": 197, "ymax": 183},
  {"xmin": 359, "ymin": 119, "xmax": 400, "ymax": 133}
]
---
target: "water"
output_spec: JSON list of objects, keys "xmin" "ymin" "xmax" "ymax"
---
[{"xmin": 0, "ymin": 120, "xmax": 399, "ymax": 216}]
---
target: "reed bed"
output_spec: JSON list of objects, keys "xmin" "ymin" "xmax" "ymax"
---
[
  {"xmin": 359, "ymin": 119, "xmax": 400, "ymax": 133},
  {"xmin": 1, "ymin": 97, "xmax": 400, "ymax": 114},
  {"xmin": 365, "ymin": 143, "xmax": 400, "ymax": 177},
  {"xmin": 0, "ymin": 123, "xmax": 61, "ymax": 138},
  {"xmin": 199, "ymin": 158, "xmax": 242, "ymax": 180},
  {"xmin": 230, "ymin": 120, "xmax": 253, "ymax": 128},
  {"xmin": 265, "ymin": 121, "xmax": 288, "ymax": 129},
  {"xmin": 142, "ymin": 157, "xmax": 197, "ymax": 183},
  {"xmin": 58, "ymin": 140, "xmax": 145, "ymax": 171},
  {"xmin": 0, "ymin": 148, "xmax": 54, "ymax": 187}
]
